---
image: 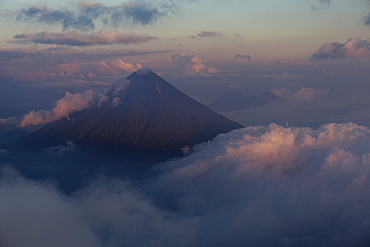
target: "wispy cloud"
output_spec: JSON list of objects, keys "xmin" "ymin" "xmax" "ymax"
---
[
  {"xmin": 271, "ymin": 87, "xmax": 327, "ymax": 102},
  {"xmin": 13, "ymin": 1, "xmax": 182, "ymax": 31},
  {"xmin": 197, "ymin": 31, "xmax": 222, "ymax": 38},
  {"xmin": 11, "ymin": 30, "xmax": 156, "ymax": 46},
  {"xmin": 311, "ymin": 37, "xmax": 370, "ymax": 59},
  {"xmin": 234, "ymin": 54, "xmax": 253, "ymax": 61}
]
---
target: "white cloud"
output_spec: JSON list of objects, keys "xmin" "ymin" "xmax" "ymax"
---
[{"xmin": 19, "ymin": 90, "xmax": 108, "ymax": 127}]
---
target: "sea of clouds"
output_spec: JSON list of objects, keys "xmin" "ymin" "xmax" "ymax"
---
[{"xmin": 1, "ymin": 122, "xmax": 370, "ymax": 247}]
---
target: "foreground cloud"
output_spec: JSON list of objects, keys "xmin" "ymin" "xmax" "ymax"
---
[
  {"xmin": 14, "ymin": 1, "xmax": 180, "ymax": 31},
  {"xmin": 19, "ymin": 90, "xmax": 107, "ymax": 127},
  {"xmin": 12, "ymin": 30, "xmax": 156, "ymax": 46},
  {"xmin": 311, "ymin": 37, "xmax": 370, "ymax": 59},
  {"xmin": 1, "ymin": 122, "xmax": 370, "ymax": 246}
]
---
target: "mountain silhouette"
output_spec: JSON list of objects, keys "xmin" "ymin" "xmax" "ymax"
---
[
  {"xmin": 207, "ymin": 91, "xmax": 283, "ymax": 112},
  {"xmin": 8, "ymin": 70, "xmax": 242, "ymax": 160}
]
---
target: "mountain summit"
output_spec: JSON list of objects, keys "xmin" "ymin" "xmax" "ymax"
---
[{"xmin": 9, "ymin": 70, "xmax": 242, "ymax": 159}]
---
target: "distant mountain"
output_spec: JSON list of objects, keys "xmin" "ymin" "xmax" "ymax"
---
[
  {"xmin": 0, "ymin": 129, "xmax": 29, "ymax": 146},
  {"xmin": 8, "ymin": 70, "xmax": 242, "ymax": 160},
  {"xmin": 207, "ymin": 91, "xmax": 283, "ymax": 112}
]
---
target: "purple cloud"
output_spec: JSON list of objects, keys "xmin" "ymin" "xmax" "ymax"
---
[
  {"xmin": 197, "ymin": 31, "xmax": 222, "ymax": 38},
  {"xmin": 11, "ymin": 30, "xmax": 156, "ymax": 46},
  {"xmin": 13, "ymin": 1, "xmax": 181, "ymax": 31}
]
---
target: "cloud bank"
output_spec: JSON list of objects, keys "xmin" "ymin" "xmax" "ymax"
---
[
  {"xmin": 12, "ymin": 30, "xmax": 156, "ymax": 46},
  {"xmin": 14, "ymin": 1, "xmax": 180, "ymax": 31},
  {"xmin": 311, "ymin": 37, "xmax": 370, "ymax": 59},
  {"xmin": 1, "ymin": 122, "xmax": 370, "ymax": 246}
]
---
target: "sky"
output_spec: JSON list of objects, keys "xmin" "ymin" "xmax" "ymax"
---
[{"xmin": 1, "ymin": 1, "xmax": 370, "ymax": 246}]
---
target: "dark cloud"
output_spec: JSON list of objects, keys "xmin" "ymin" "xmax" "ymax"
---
[
  {"xmin": 365, "ymin": 12, "xmax": 370, "ymax": 25},
  {"xmin": 234, "ymin": 54, "xmax": 253, "ymax": 61},
  {"xmin": 11, "ymin": 30, "xmax": 156, "ymax": 46},
  {"xmin": 311, "ymin": 37, "xmax": 370, "ymax": 59},
  {"xmin": 2, "ymin": 122, "xmax": 370, "ymax": 246},
  {"xmin": 14, "ymin": 1, "xmax": 181, "ymax": 31},
  {"xmin": 197, "ymin": 31, "xmax": 222, "ymax": 37}
]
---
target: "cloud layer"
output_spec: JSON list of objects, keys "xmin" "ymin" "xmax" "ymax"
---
[
  {"xmin": 312, "ymin": 37, "xmax": 370, "ymax": 59},
  {"xmin": 12, "ymin": 30, "xmax": 156, "ymax": 46},
  {"xmin": 1, "ymin": 122, "xmax": 370, "ymax": 246},
  {"xmin": 14, "ymin": 1, "xmax": 179, "ymax": 31}
]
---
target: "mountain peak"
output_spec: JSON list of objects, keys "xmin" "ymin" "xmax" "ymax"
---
[
  {"xmin": 9, "ymin": 71, "xmax": 243, "ymax": 160},
  {"xmin": 127, "ymin": 68, "xmax": 156, "ymax": 80}
]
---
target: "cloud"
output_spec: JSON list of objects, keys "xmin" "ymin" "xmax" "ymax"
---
[
  {"xmin": 234, "ymin": 54, "xmax": 253, "ymax": 61},
  {"xmin": 275, "ymin": 59, "xmax": 313, "ymax": 65},
  {"xmin": 255, "ymin": 72, "xmax": 296, "ymax": 80},
  {"xmin": 168, "ymin": 53, "xmax": 219, "ymax": 76},
  {"xmin": 0, "ymin": 167, "xmax": 197, "ymax": 247},
  {"xmin": 14, "ymin": 1, "xmax": 180, "ymax": 31},
  {"xmin": 365, "ymin": 12, "xmax": 370, "ymax": 25},
  {"xmin": 197, "ymin": 31, "xmax": 222, "ymax": 38},
  {"xmin": 311, "ymin": 37, "xmax": 370, "ymax": 59},
  {"xmin": 45, "ymin": 140, "xmax": 77, "ymax": 154},
  {"xmin": 152, "ymin": 122, "xmax": 370, "ymax": 246},
  {"xmin": 19, "ymin": 90, "xmax": 108, "ymax": 127},
  {"xmin": 271, "ymin": 87, "xmax": 327, "ymax": 102},
  {"xmin": 12, "ymin": 30, "xmax": 156, "ymax": 46},
  {"xmin": 2, "ymin": 122, "xmax": 370, "ymax": 246}
]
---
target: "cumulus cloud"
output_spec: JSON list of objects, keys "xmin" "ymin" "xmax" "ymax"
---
[
  {"xmin": 14, "ymin": 1, "xmax": 180, "ymax": 31},
  {"xmin": 311, "ymin": 37, "xmax": 370, "ymax": 59},
  {"xmin": 19, "ymin": 90, "xmax": 108, "ymax": 127},
  {"xmin": 271, "ymin": 87, "xmax": 327, "ymax": 102},
  {"xmin": 2, "ymin": 122, "xmax": 370, "ymax": 246},
  {"xmin": 197, "ymin": 31, "xmax": 222, "ymax": 38},
  {"xmin": 12, "ymin": 30, "xmax": 156, "ymax": 46},
  {"xmin": 168, "ymin": 53, "xmax": 219, "ymax": 76}
]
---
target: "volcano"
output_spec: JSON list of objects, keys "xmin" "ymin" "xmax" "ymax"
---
[{"xmin": 9, "ymin": 70, "xmax": 242, "ymax": 159}]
